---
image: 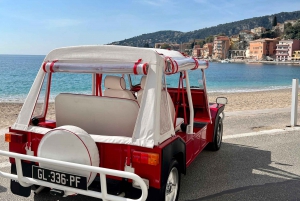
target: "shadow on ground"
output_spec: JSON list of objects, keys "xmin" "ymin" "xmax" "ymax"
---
[
  {"xmin": 0, "ymin": 185, "xmax": 7, "ymax": 193},
  {"xmin": 180, "ymin": 142, "xmax": 300, "ymax": 201}
]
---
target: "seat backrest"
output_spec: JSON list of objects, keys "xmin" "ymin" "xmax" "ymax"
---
[
  {"xmin": 55, "ymin": 93, "xmax": 139, "ymax": 137},
  {"xmin": 103, "ymin": 76, "xmax": 135, "ymax": 100}
]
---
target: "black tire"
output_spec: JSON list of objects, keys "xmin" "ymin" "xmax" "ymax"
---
[
  {"xmin": 160, "ymin": 160, "xmax": 181, "ymax": 201},
  {"xmin": 208, "ymin": 116, "xmax": 223, "ymax": 151}
]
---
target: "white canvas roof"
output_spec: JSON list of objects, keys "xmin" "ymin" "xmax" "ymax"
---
[{"xmin": 13, "ymin": 45, "xmax": 207, "ymax": 148}]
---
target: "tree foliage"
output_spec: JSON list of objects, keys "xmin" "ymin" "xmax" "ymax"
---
[
  {"xmin": 284, "ymin": 20, "xmax": 300, "ymax": 39},
  {"xmin": 205, "ymin": 35, "xmax": 214, "ymax": 43},
  {"xmin": 197, "ymin": 40, "xmax": 206, "ymax": 48},
  {"xmin": 272, "ymin": 16, "xmax": 277, "ymax": 27},
  {"xmin": 161, "ymin": 43, "xmax": 171, "ymax": 49},
  {"xmin": 261, "ymin": 30, "xmax": 276, "ymax": 38},
  {"xmin": 109, "ymin": 11, "xmax": 300, "ymax": 47}
]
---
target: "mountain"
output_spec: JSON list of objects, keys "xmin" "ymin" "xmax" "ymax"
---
[{"xmin": 109, "ymin": 10, "xmax": 300, "ymax": 47}]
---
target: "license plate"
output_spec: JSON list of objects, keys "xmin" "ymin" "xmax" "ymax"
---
[{"xmin": 32, "ymin": 166, "xmax": 87, "ymax": 190}]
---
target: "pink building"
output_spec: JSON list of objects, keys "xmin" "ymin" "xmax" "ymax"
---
[
  {"xmin": 276, "ymin": 40, "xmax": 300, "ymax": 61},
  {"xmin": 213, "ymin": 36, "xmax": 230, "ymax": 59},
  {"xmin": 193, "ymin": 48, "xmax": 203, "ymax": 58}
]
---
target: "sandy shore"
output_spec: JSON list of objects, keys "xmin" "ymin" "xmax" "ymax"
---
[
  {"xmin": 0, "ymin": 88, "xmax": 298, "ymax": 129},
  {"xmin": 208, "ymin": 88, "xmax": 298, "ymax": 112}
]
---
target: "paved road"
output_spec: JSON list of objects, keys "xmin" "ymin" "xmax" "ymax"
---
[
  {"xmin": 179, "ymin": 129, "xmax": 300, "ymax": 201},
  {"xmin": 0, "ymin": 111, "xmax": 300, "ymax": 200}
]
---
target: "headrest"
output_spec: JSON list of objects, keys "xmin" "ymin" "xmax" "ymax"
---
[
  {"xmin": 104, "ymin": 76, "xmax": 126, "ymax": 90},
  {"xmin": 140, "ymin": 76, "xmax": 147, "ymax": 89}
]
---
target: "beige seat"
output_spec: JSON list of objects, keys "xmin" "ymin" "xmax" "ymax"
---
[
  {"xmin": 165, "ymin": 92, "xmax": 184, "ymax": 132},
  {"xmin": 103, "ymin": 76, "xmax": 135, "ymax": 99},
  {"xmin": 55, "ymin": 93, "xmax": 139, "ymax": 137},
  {"xmin": 137, "ymin": 76, "xmax": 184, "ymax": 131}
]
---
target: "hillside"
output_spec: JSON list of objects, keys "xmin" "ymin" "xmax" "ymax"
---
[{"xmin": 109, "ymin": 10, "xmax": 300, "ymax": 47}]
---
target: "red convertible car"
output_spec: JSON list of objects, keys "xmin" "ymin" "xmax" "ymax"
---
[{"xmin": 0, "ymin": 45, "xmax": 226, "ymax": 201}]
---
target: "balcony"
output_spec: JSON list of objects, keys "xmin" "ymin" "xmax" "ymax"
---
[
  {"xmin": 277, "ymin": 44, "xmax": 289, "ymax": 46},
  {"xmin": 276, "ymin": 50, "xmax": 288, "ymax": 53},
  {"xmin": 276, "ymin": 52, "xmax": 289, "ymax": 56}
]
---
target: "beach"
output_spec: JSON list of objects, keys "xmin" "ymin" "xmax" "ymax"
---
[
  {"xmin": 0, "ymin": 89, "xmax": 298, "ymax": 129},
  {"xmin": 208, "ymin": 88, "xmax": 296, "ymax": 112}
]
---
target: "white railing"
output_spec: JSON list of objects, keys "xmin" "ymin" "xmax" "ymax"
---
[{"xmin": 0, "ymin": 150, "xmax": 148, "ymax": 201}]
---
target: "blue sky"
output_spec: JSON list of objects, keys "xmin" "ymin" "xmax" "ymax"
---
[{"xmin": 0, "ymin": 0, "xmax": 299, "ymax": 55}]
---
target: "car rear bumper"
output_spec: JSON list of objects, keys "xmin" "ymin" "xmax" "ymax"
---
[{"xmin": 0, "ymin": 150, "xmax": 148, "ymax": 201}]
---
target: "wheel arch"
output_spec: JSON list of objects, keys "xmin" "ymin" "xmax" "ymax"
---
[
  {"xmin": 211, "ymin": 105, "xmax": 225, "ymax": 142},
  {"xmin": 161, "ymin": 137, "xmax": 186, "ymax": 188}
]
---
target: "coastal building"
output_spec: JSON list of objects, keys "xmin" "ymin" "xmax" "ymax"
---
[
  {"xmin": 276, "ymin": 39, "xmax": 300, "ymax": 61},
  {"xmin": 202, "ymin": 43, "xmax": 213, "ymax": 58},
  {"xmin": 285, "ymin": 19, "xmax": 299, "ymax": 26},
  {"xmin": 192, "ymin": 47, "xmax": 203, "ymax": 58},
  {"xmin": 273, "ymin": 23, "xmax": 285, "ymax": 33},
  {"xmin": 229, "ymin": 50, "xmax": 246, "ymax": 59},
  {"xmin": 245, "ymin": 47, "xmax": 251, "ymax": 58},
  {"xmin": 230, "ymin": 35, "xmax": 240, "ymax": 50},
  {"xmin": 154, "ymin": 43, "xmax": 164, "ymax": 48},
  {"xmin": 213, "ymin": 36, "xmax": 230, "ymax": 59},
  {"xmin": 251, "ymin": 27, "xmax": 266, "ymax": 37},
  {"xmin": 272, "ymin": 20, "xmax": 299, "ymax": 35},
  {"xmin": 154, "ymin": 43, "xmax": 181, "ymax": 51},
  {"xmin": 194, "ymin": 45, "xmax": 201, "ymax": 49},
  {"xmin": 249, "ymin": 38, "xmax": 279, "ymax": 60},
  {"xmin": 292, "ymin": 50, "xmax": 300, "ymax": 60},
  {"xmin": 239, "ymin": 30, "xmax": 256, "ymax": 49},
  {"xmin": 229, "ymin": 35, "xmax": 246, "ymax": 59}
]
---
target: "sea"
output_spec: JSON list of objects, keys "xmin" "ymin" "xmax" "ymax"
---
[{"xmin": 1, "ymin": 54, "xmax": 300, "ymax": 103}]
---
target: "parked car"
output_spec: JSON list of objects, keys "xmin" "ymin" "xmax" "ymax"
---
[{"xmin": 0, "ymin": 45, "xmax": 227, "ymax": 201}]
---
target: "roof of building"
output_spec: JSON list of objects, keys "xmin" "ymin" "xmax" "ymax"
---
[{"xmin": 249, "ymin": 38, "xmax": 279, "ymax": 43}]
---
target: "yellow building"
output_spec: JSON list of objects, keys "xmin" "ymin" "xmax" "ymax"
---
[{"xmin": 292, "ymin": 50, "xmax": 300, "ymax": 60}]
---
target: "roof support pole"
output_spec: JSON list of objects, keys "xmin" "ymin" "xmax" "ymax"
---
[
  {"xmin": 184, "ymin": 71, "xmax": 194, "ymax": 134},
  {"xmin": 92, "ymin": 73, "xmax": 96, "ymax": 95}
]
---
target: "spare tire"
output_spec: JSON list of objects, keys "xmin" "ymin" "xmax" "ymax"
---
[{"xmin": 37, "ymin": 125, "xmax": 99, "ymax": 193}]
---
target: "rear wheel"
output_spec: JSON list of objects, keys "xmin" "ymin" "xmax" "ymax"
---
[
  {"xmin": 208, "ymin": 116, "xmax": 223, "ymax": 151},
  {"xmin": 161, "ymin": 160, "xmax": 181, "ymax": 201}
]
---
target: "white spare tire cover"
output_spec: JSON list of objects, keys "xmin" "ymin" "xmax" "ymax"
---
[{"xmin": 37, "ymin": 125, "xmax": 99, "ymax": 188}]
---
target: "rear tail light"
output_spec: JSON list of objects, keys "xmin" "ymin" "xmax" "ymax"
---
[
  {"xmin": 132, "ymin": 151, "xmax": 159, "ymax": 166},
  {"xmin": 5, "ymin": 132, "xmax": 26, "ymax": 143}
]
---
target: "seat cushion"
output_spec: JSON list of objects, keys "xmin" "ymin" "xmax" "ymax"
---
[
  {"xmin": 103, "ymin": 76, "xmax": 135, "ymax": 100},
  {"xmin": 104, "ymin": 76, "xmax": 126, "ymax": 90}
]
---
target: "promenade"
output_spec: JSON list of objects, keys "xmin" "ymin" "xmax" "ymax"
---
[{"xmin": 215, "ymin": 59, "xmax": 300, "ymax": 66}]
